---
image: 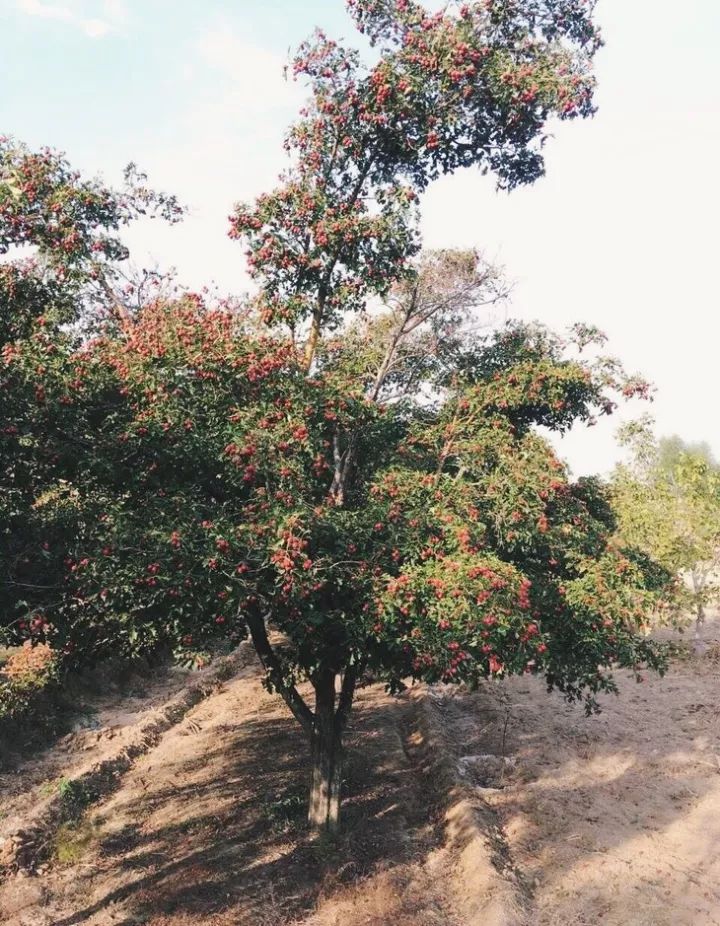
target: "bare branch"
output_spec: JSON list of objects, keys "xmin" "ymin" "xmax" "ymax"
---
[{"xmin": 335, "ymin": 665, "xmax": 359, "ymax": 735}]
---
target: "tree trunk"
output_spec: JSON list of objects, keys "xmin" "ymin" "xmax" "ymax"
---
[
  {"xmin": 695, "ymin": 600, "xmax": 706, "ymax": 648},
  {"xmin": 690, "ymin": 572, "xmax": 707, "ymax": 654},
  {"xmin": 246, "ymin": 610, "xmax": 359, "ymax": 833},
  {"xmin": 308, "ymin": 671, "xmax": 343, "ymax": 833}
]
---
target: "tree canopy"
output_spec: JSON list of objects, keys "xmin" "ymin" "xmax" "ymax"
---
[{"xmin": 0, "ymin": 1, "xmax": 673, "ymax": 832}]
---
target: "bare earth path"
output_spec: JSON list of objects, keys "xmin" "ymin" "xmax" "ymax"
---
[
  {"xmin": 520, "ymin": 658, "xmax": 720, "ymax": 926},
  {"xmin": 439, "ymin": 656, "xmax": 720, "ymax": 926},
  {"xmin": 2, "ymin": 650, "xmax": 720, "ymax": 925}
]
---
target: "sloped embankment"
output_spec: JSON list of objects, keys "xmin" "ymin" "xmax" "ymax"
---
[
  {"xmin": 0, "ymin": 645, "xmax": 256, "ymax": 877},
  {"xmin": 0, "ymin": 657, "xmax": 531, "ymax": 926},
  {"xmin": 8, "ymin": 653, "xmax": 717, "ymax": 925}
]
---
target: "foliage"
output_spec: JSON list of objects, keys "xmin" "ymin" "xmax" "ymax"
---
[
  {"xmin": 0, "ymin": 137, "xmax": 183, "ymax": 657},
  {"xmin": 0, "ymin": 135, "xmax": 183, "ymax": 342},
  {"xmin": 2, "ymin": 640, "xmax": 55, "ymax": 686},
  {"xmin": 612, "ymin": 417, "xmax": 720, "ymax": 628},
  {"xmin": 231, "ymin": 0, "xmax": 602, "ymax": 336},
  {"xmin": 2, "ymin": 294, "xmax": 668, "ymax": 700},
  {"xmin": 0, "ymin": 641, "xmax": 57, "ymax": 721}
]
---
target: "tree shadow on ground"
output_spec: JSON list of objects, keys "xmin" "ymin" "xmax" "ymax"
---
[
  {"xmin": 49, "ymin": 686, "xmax": 443, "ymax": 926},
  {"xmin": 32, "ymin": 660, "xmax": 720, "ymax": 926}
]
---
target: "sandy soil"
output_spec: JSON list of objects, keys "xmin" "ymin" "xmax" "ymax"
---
[
  {"xmin": 1, "ymin": 658, "xmax": 466, "ymax": 926},
  {"xmin": 431, "ymin": 648, "xmax": 720, "ymax": 925},
  {"xmin": 2, "ymin": 640, "xmax": 720, "ymax": 926},
  {"xmin": 502, "ymin": 659, "xmax": 720, "ymax": 925}
]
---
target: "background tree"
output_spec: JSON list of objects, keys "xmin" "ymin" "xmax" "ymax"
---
[{"xmin": 612, "ymin": 417, "xmax": 720, "ymax": 638}]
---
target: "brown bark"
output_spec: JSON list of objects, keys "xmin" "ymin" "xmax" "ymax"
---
[
  {"xmin": 245, "ymin": 612, "xmax": 314, "ymax": 737},
  {"xmin": 308, "ymin": 672, "xmax": 342, "ymax": 832},
  {"xmin": 245, "ymin": 608, "xmax": 361, "ymax": 830},
  {"xmin": 307, "ymin": 668, "xmax": 358, "ymax": 833}
]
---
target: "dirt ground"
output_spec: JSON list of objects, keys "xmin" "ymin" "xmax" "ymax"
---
[
  {"xmin": 0, "ymin": 662, "xmax": 204, "ymax": 829},
  {"xmin": 439, "ymin": 655, "xmax": 720, "ymax": 926},
  {"xmin": 2, "ymin": 634, "xmax": 720, "ymax": 926}
]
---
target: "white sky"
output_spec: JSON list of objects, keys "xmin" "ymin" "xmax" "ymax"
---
[{"xmin": 2, "ymin": 0, "xmax": 719, "ymax": 476}]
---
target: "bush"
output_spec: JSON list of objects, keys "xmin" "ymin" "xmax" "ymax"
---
[{"xmin": 0, "ymin": 641, "xmax": 56, "ymax": 721}]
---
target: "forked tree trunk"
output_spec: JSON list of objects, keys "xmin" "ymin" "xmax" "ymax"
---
[
  {"xmin": 245, "ymin": 609, "xmax": 358, "ymax": 832},
  {"xmin": 308, "ymin": 671, "xmax": 343, "ymax": 833}
]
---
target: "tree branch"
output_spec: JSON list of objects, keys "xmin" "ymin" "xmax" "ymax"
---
[
  {"xmin": 303, "ymin": 154, "xmax": 378, "ymax": 372},
  {"xmin": 334, "ymin": 665, "xmax": 359, "ymax": 735},
  {"xmin": 246, "ymin": 611, "xmax": 315, "ymax": 736}
]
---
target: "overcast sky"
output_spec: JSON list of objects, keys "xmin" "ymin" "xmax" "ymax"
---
[{"xmin": 2, "ymin": 0, "xmax": 719, "ymax": 476}]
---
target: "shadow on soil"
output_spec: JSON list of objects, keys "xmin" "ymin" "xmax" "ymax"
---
[
  {"xmin": 35, "ymin": 657, "xmax": 720, "ymax": 925},
  {"xmin": 51, "ymin": 691, "xmax": 442, "ymax": 926},
  {"xmin": 433, "ymin": 660, "xmax": 720, "ymax": 921}
]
